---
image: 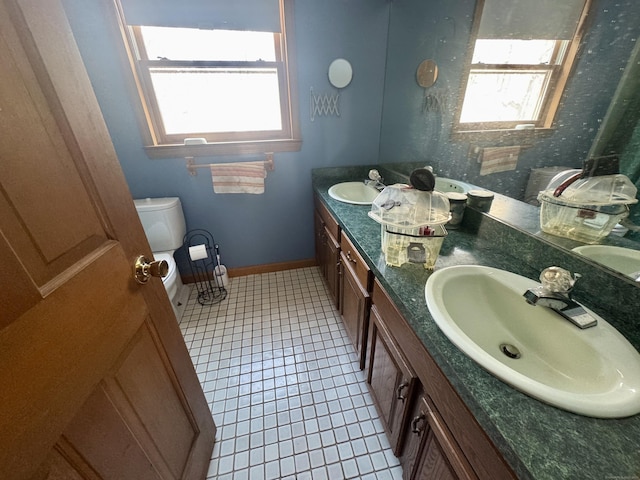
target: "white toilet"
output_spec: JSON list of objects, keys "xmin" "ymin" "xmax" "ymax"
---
[{"xmin": 134, "ymin": 197, "xmax": 189, "ymax": 318}]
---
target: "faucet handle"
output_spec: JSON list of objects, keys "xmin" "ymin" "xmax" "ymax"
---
[{"xmin": 540, "ymin": 266, "xmax": 580, "ymax": 294}]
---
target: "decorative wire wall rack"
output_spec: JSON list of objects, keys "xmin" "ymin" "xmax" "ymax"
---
[
  {"xmin": 183, "ymin": 229, "xmax": 227, "ymax": 306},
  {"xmin": 310, "ymin": 87, "xmax": 340, "ymax": 121}
]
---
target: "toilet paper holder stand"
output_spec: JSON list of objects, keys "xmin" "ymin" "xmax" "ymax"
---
[{"xmin": 184, "ymin": 229, "xmax": 227, "ymax": 306}]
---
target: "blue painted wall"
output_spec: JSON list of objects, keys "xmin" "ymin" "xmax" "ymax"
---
[
  {"xmin": 379, "ymin": 0, "xmax": 640, "ymax": 199},
  {"xmin": 62, "ymin": 0, "xmax": 390, "ymax": 271},
  {"xmin": 62, "ymin": 0, "xmax": 639, "ymax": 270}
]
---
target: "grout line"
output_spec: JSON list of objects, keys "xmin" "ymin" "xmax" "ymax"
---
[{"xmin": 179, "ymin": 266, "xmax": 404, "ymax": 480}]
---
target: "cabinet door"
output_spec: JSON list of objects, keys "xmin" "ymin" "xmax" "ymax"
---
[
  {"xmin": 339, "ymin": 253, "xmax": 370, "ymax": 369},
  {"xmin": 407, "ymin": 396, "xmax": 478, "ymax": 480},
  {"xmin": 314, "ymin": 209, "xmax": 325, "ymax": 275},
  {"xmin": 367, "ymin": 305, "xmax": 416, "ymax": 455},
  {"xmin": 324, "ymin": 224, "xmax": 341, "ymax": 308},
  {"xmin": 313, "ymin": 209, "xmax": 340, "ymax": 309},
  {"xmin": 313, "ymin": 200, "xmax": 341, "ymax": 309}
]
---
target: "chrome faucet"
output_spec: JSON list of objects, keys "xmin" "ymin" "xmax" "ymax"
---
[
  {"xmin": 523, "ymin": 266, "xmax": 597, "ymax": 329},
  {"xmin": 365, "ymin": 169, "xmax": 385, "ymax": 190}
]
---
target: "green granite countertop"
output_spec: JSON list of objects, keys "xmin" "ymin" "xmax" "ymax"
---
[{"xmin": 312, "ymin": 167, "xmax": 640, "ymax": 480}]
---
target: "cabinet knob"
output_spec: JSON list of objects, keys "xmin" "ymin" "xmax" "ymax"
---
[
  {"xmin": 396, "ymin": 381, "xmax": 410, "ymax": 402},
  {"xmin": 346, "ymin": 251, "xmax": 357, "ymax": 264},
  {"xmin": 411, "ymin": 413, "xmax": 427, "ymax": 435}
]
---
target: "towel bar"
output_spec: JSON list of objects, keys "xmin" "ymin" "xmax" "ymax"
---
[{"xmin": 186, "ymin": 152, "xmax": 275, "ymax": 176}]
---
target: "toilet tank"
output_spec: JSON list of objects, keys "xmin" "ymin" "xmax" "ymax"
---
[{"xmin": 134, "ymin": 197, "xmax": 186, "ymax": 252}]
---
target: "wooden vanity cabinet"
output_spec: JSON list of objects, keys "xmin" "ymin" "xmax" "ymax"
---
[
  {"xmin": 367, "ymin": 304, "xmax": 417, "ymax": 456},
  {"xmin": 312, "ymin": 196, "xmax": 515, "ymax": 479},
  {"xmin": 314, "ymin": 198, "xmax": 341, "ymax": 309},
  {"xmin": 371, "ymin": 279, "xmax": 516, "ymax": 480},
  {"xmin": 339, "ymin": 234, "xmax": 372, "ymax": 370}
]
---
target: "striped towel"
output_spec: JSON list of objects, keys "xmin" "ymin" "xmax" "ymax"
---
[
  {"xmin": 210, "ymin": 161, "xmax": 267, "ymax": 194},
  {"xmin": 479, "ymin": 146, "xmax": 520, "ymax": 176}
]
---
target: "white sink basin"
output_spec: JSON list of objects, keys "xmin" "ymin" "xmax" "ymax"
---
[
  {"xmin": 572, "ymin": 245, "xmax": 640, "ymax": 279},
  {"xmin": 434, "ymin": 177, "xmax": 472, "ymax": 193},
  {"xmin": 425, "ymin": 265, "xmax": 640, "ymax": 418},
  {"xmin": 328, "ymin": 182, "xmax": 380, "ymax": 205}
]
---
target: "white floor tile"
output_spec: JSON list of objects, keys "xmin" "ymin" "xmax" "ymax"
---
[{"xmin": 180, "ymin": 267, "xmax": 403, "ymax": 480}]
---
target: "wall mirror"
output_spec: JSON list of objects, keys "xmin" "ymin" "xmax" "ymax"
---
[
  {"xmin": 328, "ymin": 58, "xmax": 353, "ymax": 89},
  {"xmin": 380, "ymin": 0, "xmax": 640, "ymax": 287}
]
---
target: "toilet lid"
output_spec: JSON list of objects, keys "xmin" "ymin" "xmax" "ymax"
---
[{"xmin": 153, "ymin": 252, "xmax": 176, "ymax": 284}]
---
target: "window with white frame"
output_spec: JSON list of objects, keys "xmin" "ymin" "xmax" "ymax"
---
[
  {"xmin": 455, "ymin": 0, "xmax": 590, "ymax": 133},
  {"xmin": 114, "ymin": 0, "xmax": 300, "ymax": 156}
]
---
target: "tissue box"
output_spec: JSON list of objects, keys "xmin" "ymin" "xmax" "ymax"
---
[
  {"xmin": 381, "ymin": 224, "xmax": 447, "ymax": 269},
  {"xmin": 539, "ymin": 195, "xmax": 629, "ymax": 244}
]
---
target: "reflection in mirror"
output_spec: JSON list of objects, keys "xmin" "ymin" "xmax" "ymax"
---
[
  {"xmin": 455, "ymin": 0, "xmax": 589, "ymax": 132},
  {"xmin": 572, "ymin": 245, "xmax": 640, "ymax": 280},
  {"xmin": 416, "ymin": 59, "xmax": 438, "ymax": 88},
  {"xmin": 589, "ymin": 39, "xmax": 640, "ymax": 238},
  {"xmin": 379, "ymin": 0, "xmax": 640, "ymax": 285}
]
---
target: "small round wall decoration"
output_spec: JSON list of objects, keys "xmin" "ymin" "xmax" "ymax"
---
[
  {"xmin": 416, "ymin": 59, "xmax": 438, "ymax": 88},
  {"xmin": 328, "ymin": 58, "xmax": 353, "ymax": 89}
]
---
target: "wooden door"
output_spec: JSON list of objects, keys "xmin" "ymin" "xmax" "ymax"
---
[{"xmin": 0, "ymin": 1, "xmax": 215, "ymax": 479}]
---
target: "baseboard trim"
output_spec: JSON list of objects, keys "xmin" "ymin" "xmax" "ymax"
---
[
  {"xmin": 227, "ymin": 258, "xmax": 318, "ymax": 277},
  {"xmin": 181, "ymin": 258, "xmax": 317, "ymax": 284}
]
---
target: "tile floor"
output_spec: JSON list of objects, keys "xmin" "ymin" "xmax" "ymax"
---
[{"xmin": 179, "ymin": 266, "xmax": 404, "ymax": 480}]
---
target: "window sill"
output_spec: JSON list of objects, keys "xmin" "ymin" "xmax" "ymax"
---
[
  {"xmin": 144, "ymin": 138, "xmax": 302, "ymax": 159},
  {"xmin": 451, "ymin": 127, "xmax": 554, "ymax": 144}
]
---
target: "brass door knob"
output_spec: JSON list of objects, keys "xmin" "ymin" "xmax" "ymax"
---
[{"xmin": 134, "ymin": 255, "xmax": 168, "ymax": 284}]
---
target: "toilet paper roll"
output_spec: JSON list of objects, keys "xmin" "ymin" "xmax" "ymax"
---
[{"xmin": 188, "ymin": 244, "xmax": 208, "ymax": 261}]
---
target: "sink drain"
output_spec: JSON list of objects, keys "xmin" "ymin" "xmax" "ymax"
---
[{"xmin": 500, "ymin": 343, "xmax": 521, "ymax": 359}]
